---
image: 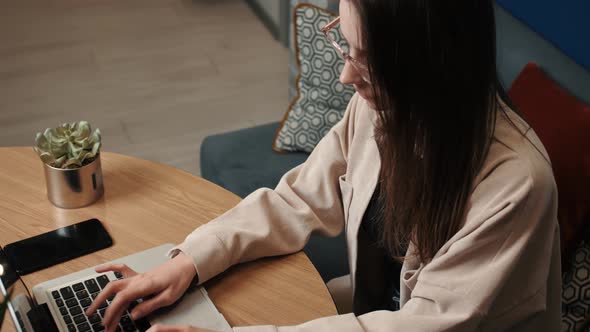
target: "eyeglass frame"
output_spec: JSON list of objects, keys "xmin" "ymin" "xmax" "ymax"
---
[{"xmin": 321, "ymin": 16, "xmax": 371, "ymax": 83}]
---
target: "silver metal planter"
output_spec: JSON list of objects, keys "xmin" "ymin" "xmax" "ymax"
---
[{"xmin": 43, "ymin": 155, "xmax": 104, "ymax": 209}]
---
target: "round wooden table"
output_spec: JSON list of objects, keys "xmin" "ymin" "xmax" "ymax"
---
[{"xmin": 0, "ymin": 147, "xmax": 337, "ymax": 329}]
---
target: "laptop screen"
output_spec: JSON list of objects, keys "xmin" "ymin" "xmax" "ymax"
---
[{"xmin": 1, "ymin": 247, "xmax": 43, "ymax": 332}]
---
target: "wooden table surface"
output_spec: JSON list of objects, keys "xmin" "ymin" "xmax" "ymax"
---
[{"xmin": 0, "ymin": 147, "xmax": 336, "ymax": 330}]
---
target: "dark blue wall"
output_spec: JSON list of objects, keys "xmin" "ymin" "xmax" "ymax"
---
[{"xmin": 496, "ymin": 0, "xmax": 590, "ymax": 71}]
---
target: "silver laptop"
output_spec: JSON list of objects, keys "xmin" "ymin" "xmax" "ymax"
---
[{"xmin": 0, "ymin": 244, "xmax": 232, "ymax": 332}]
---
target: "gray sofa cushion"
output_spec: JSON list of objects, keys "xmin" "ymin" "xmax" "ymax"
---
[{"xmin": 200, "ymin": 122, "xmax": 308, "ymax": 199}]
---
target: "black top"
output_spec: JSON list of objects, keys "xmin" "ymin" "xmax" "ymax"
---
[{"xmin": 360, "ymin": 183, "xmax": 405, "ymax": 312}]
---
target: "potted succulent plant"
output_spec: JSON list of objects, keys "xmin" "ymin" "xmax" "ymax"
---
[{"xmin": 33, "ymin": 121, "xmax": 104, "ymax": 209}]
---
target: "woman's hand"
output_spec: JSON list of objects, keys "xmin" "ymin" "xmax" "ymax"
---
[
  {"xmin": 85, "ymin": 252, "xmax": 198, "ymax": 332},
  {"xmin": 147, "ymin": 324, "xmax": 220, "ymax": 332}
]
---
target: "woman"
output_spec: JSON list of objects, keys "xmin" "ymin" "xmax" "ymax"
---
[{"xmin": 87, "ymin": 0, "xmax": 561, "ymax": 331}]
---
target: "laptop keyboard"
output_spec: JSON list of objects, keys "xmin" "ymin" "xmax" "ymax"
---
[{"xmin": 50, "ymin": 273, "xmax": 150, "ymax": 332}]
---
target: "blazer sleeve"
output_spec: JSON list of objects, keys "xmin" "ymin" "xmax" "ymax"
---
[
  {"xmin": 233, "ymin": 145, "xmax": 559, "ymax": 331},
  {"xmin": 169, "ymin": 93, "xmax": 362, "ymax": 284}
]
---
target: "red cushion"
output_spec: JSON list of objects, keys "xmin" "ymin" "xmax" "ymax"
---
[{"xmin": 508, "ymin": 63, "xmax": 590, "ymax": 264}]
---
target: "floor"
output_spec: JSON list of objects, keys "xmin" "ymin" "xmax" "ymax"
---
[{"xmin": 0, "ymin": 0, "xmax": 289, "ymax": 176}]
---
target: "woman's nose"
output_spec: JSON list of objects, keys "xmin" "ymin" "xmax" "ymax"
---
[{"xmin": 339, "ymin": 60, "xmax": 364, "ymax": 86}]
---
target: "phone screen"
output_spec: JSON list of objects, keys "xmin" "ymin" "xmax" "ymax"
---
[{"xmin": 4, "ymin": 218, "xmax": 113, "ymax": 275}]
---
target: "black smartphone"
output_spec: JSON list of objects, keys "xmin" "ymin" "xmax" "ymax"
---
[{"xmin": 4, "ymin": 218, "xmax": 113, "ymax": 275}]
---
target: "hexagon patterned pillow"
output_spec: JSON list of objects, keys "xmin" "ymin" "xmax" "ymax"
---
[
  {"xmin": 562, "ymin": 239, "xmax": 590, "ymax": 331},
  {"xmin": 273, "ymin": 3, "xmax": 355, "ymax": 153}
]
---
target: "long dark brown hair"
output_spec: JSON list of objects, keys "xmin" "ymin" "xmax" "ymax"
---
[{"xmin": 350, "ymin": 0, "xmax": 510, "ymax": 262}]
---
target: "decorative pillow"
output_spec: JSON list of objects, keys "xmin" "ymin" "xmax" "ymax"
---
[
  {"xmin": 561, "ymin": 239, "xmax": 590, "ymax": 332},
  {"xmin": 508, "ymin": 63, "xmax": 590, "ymax": 265},
  {"xmin": 288, "ymin": 0, "xmax": 340, "ymax": 102},
  {"xmin": 274, "ymin": 3, "xmax": 355, "ymax": 153}
]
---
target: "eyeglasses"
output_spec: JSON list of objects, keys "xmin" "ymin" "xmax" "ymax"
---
[{"xmin": 321, "ymin": 16, "xmax": 371, "ymax": 83}]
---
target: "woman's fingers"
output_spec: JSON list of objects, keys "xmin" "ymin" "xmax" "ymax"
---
[
  {"xmin": 87, "ymin": 264, "xmax": 138, "ymax": 315},
  {"xmin": 102, "ymin": 295, "xmax": 130, "ymax": 332},
  {"xmin": 86, "ymin": 279, "xmax": 126, "ymax": 316},
  {"xmin": 87, "ymin": 257, "xmax": 197, "ymax": 331},
  {"xmin": 95, "ymin": 263, "xmax": 138, "ymax": 278},
  {"xmin": 129, "ymin": 290, "xmax": 173, "ymax": 320},
  {"xmin": 100, "ymin": 275, "xmax": 161, "ymax": 329}
]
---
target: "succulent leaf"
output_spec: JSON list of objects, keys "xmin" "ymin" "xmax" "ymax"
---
[
  {"xmin": 63, "ymin": 158, "xmax": 82, "ymax": 169},
  {"xmin": 91, "ymin": 141, "xmax": 100, "ymax": 156},
  {"xmin": 35, "ymin": 132, "xmax": 49, "ymax": 150},
  {"xmin": 33, "ymin": 121, "xmax": 102, "ymax": 169},
  {"xmin": 74, "ymin": 121, "xmax": 91, "ymax": 139},
  {"xmin": 54, "ymin": 155, "xmax": 67, "ymax": 166},
  {"xmin": 55, "ymin": 126, "xmax": 68, "ymax": 137},
  {"xmin": 40, "ymin": 152, "xmax": 56, "ymax": 165},
  {"xmin": 78, "ymin": 151, "xmax": 90, "ymax": 164}
]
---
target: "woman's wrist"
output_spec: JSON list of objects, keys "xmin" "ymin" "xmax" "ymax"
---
[{"xmin": 175, "ymin": 251, "xmax": 199, "ymax": 283}]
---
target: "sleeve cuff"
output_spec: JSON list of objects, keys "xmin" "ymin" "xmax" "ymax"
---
[{"xmin": 167, "ymin": 232, "xmax": 231, "ymax": 285}]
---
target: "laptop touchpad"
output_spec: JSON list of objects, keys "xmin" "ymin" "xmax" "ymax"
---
[{"xmin": 149, "ymin": 286, "xmax": 231, "ymax": 332}]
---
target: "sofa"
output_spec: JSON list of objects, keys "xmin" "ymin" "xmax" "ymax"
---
[{"xmin": 200, "ymin": 3, "xmax": 590, "ymax": 284}]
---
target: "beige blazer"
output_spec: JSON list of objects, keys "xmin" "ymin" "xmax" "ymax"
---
[{"xmin": 172, "ymin": 93, "xmax": 561, "ymax": 331}]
